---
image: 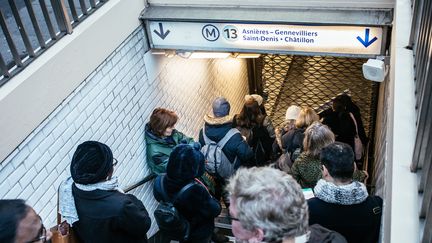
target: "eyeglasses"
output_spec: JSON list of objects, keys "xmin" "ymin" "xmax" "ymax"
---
[
  {"xmin": 113, "ymin": 158, "xmax": 118, "ymax": 167},
  {"xmin": 26, "ymin": 217, "xmax": 47, "ymax": 243},
  {"xmin": 227, "ymin": 215, "xmax": 240, "ymax": 222}
]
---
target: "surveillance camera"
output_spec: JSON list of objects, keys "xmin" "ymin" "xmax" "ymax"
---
[{"xmin": 362, "ymin": 59, "xmax": 387, "ymax": 82}]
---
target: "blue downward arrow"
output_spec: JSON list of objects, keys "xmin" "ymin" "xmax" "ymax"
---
[{"xmin": 357, "ymin": 28, "xmax": 378, "ymax": 48}]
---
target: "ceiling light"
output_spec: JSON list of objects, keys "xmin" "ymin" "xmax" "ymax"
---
[
  {"xmin": 189, "ymin": 52, "xmax": 232, "ymax": 59},
  {"xmin": 235, "ymin": 53, "xmax": 261, "ymax": 58},
  {"xmin": 151, "ymin": 49, "xmax": 166, "ymax": 55}
]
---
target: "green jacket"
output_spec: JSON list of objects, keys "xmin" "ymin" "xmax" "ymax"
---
[
  {"xmin": 145, "ymin": 124, "xmax": 194, "ymax": 175},
  {"xmin": 290, "ymin": 152, "xmax": 366, "ymax": 189}
]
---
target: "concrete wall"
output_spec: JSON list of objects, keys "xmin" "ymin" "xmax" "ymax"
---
[
  {"xmin": 384, "ymin": 0, "xmax": 419, "ymax": 242},
  {"xmin": 0, "ymin": 26, "xmax": 249, "ymax": 236},
  {"xmin": 372, "ymin": 77, "xmax": 390, "ymax": 243}
]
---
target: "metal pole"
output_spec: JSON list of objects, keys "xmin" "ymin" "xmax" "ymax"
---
[
  {"xmin": 39, "ymin": 0, "xmax": 57, "ymax": 40},
  {"xmin": 0, "ymin": 53, "xmax": 10, "ymax": 78},
  {"xmin": 24, "ymin": 0, "xmax": 47, "ymax": 49},
  {"xmin": 0, "ymin": 10, "xmax": 23, "ymax": 67},
  {"xmin": 8, "ymin": 0, "xmax": 36, "ymax": 57},
  {"xmin": 51, "ymin": 0, "xmax": 73, "ymax": 34}
]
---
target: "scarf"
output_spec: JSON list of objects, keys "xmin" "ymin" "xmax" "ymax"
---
[
  {"xmin": 59, "ymin": 176, "xmax": 123, "ymax": 224},
  {"xmin": 313, "ymin": 179, "xmax": 368, "ymax": 205}
]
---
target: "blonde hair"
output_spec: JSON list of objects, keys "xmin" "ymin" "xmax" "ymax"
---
[
  {"xmin": 295, "ymin": 107, "xmax": 319, "ymax": 129},
  {"xmin": 303, "ymin": 122, "xmax": 335, "ymax": 158}
]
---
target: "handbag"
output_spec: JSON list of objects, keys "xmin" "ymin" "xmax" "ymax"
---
[
  {"xmin": 276, "ymin": 152, "xmax": 292, "ymax": 173},
  {"xmin": 50, "ymin": 186, "xmax": 80, "ymax": 243},
  {"xmin": 349, "ymin": 113, "xmax": 363, "ymax": 160},
  {"xmin": 154, "ymin": 175, "xmax": 194, "ymax": 241}
]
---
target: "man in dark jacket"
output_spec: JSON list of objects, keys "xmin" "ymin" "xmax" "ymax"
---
[
  {"xmin": 308, "ymin": 142, "xmax": 382, "ymax": 243},
  {"xmin": 199, "ymin": 97, "xmax": 254, "ymax": 168},
  {"xmin": 60, "ymin": 141, "xmax": 151, "ymax": 243},
  {"xmin": 199, "ymin": 97, "xmax": 253, "ymax": 203}
]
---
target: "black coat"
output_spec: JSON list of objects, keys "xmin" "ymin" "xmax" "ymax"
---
[
  {"xmin": 320, "ymin": 107, "xmax": 368, "ymax": 147},
  {"xmin": 199, "ymin": 122, "xmax": 254, "ymax": 167},
  {"xmin": 320, "ymin": 110, "xmax": 357, "ymax": 151},
  {"xmin": 72, "ymin": 184, "xmax": 151, "ymax": 243},
  {"xmin": 153, "ymin": 175, "xmax": 221, "ymax": 241},
  {"xmin": 281, "ymin": 128, "xmax": 305, "ymax": 153},
  {"xmin": 308, "ymin": 196, "xmax": 383, "ymax": 243}
]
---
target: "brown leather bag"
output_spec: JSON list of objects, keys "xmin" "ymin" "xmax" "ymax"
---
[{"xmin": 50, "ymin": 186, "xmax": 80, "ymax": 243}]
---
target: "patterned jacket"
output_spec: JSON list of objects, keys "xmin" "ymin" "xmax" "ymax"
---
[{"xmin": 290, "ymin": 153, "xmax": 367, "ymax": 189}]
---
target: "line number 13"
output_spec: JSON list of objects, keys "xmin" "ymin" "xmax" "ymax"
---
[{"xmin": 223, "ymin": 25, "xmax": 238, "ymax": 41}]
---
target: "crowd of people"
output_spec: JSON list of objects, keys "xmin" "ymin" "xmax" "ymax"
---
[{"xmin": 0, "ymin": 94, "xmax": 382, "ymax": 243}]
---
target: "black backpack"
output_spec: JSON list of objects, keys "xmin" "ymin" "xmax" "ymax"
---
[
  {"xmin": 288, "ymin": 128, "xmax": 305, "ymax": 162},
  {"xmin": 250, "ymin": 126, "xmax": 273, "ymax": 166},
  {"xmin": 154, "ymin": 176, "xmax": 195, "ymax": 241}
]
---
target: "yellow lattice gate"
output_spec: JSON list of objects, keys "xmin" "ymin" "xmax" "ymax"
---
[{"xmin": 255, "ymin": 54, "xmax": 379, "ymax": 172}]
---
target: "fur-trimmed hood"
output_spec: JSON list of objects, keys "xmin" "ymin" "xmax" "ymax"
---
[
  {"xmin": 314, "ymin": 179, "xmax": 368, "ymax": 205},
  {"xmin": 203, "ymin": 114, "xmax": 234, "ymax": 125}
]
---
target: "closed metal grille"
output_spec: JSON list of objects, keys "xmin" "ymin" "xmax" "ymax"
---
[{"xmin": 258, "ymin": 54, "xmax": 379, "ymax": 158}]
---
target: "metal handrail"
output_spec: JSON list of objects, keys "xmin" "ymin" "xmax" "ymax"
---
[
  {"xmin": 0, "ymin": 0, "xmax": 108, "ymax": 87},
  {"xmin": 124, "ymin": 174, "xmax": 157, "ymax": 193}
]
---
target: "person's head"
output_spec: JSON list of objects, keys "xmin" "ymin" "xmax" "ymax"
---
[
  {"xmin": 336, "ymin": 94, "xmax": 359, "ymax": 113},
  {"xmin": 245, "ymin": 94, "xmax": 267, "ymax": 116},
  {"xmin": 295, "ymin": 107, "xmax": 319, "ymax": 129},
  {"xmin": 237, "ymin": 98, "xmax": 263, "ymax": 128},
  {"xmin": 284, "ymin": 105, "xmax": 301, "ymax": 130},
  {"xmin": 320, "ymin": 142, "xmax": 355, "ymax": 183},
  {"xmin": 303, "ymin": 122, "xmax": 335, "ymax": 158},
  {"xmin": 71, "ymin": 141, "xmax": 115, "ymax": 184},
  {"xmin": 227, "ymin": 167, "xmax": 308, "ymax": 243},
  {"xmin": 245, "ymin": 94, "xmax": 264, "ymax": 106},
  {"xmin": 148, "ymin": 108, "xmax": 178, "ymax": 137},
  {"xmin": 212, "ymin": 97, "xmax": 231, "ymax": 118},
  {"xmin": 332, "ymin": 95, "xmax": 347, "ymax": 113},
  {"xmin": 0, "ymin": 199, "xmax": 51, "ymax": 243},
  {"xmin": 166, "ymin": 142, "xmax": 205, "ymax": 181},
  {"xmin": 337, "ymin": 94, "xmax": 352, "ymax": 106},
  {"xmin": 285, "ymin": 105, "xmax": 301, "ymax": 122}
]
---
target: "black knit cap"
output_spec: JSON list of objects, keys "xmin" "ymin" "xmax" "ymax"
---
[
  {"xmin": 166, "ymin": 142, "xmax": 205, "ymax": 181},
  {"xmin": 70, "ymin": 141, "xmax": 113, "ymax": 185}
]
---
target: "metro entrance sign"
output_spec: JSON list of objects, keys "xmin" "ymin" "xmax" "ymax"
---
[{"xmin": 148, "ymin": 21, "xmax": 383, "ymax": 55}]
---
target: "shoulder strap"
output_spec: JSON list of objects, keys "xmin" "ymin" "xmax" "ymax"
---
[
  {"xmin": 159, "ymin": 175, "xmax": 196, "ymax": 203},
  {"xmin": 158, "ymin": 175, "xmax": 170, "ymax": 202},
  {"xmin": 172, "ymin": 182, "xmax": 196, "ymax": 203},
  {"xmin": 217, "ymin": 128, "xmax": 240, "ymax": 148},
  {"xmin": 202, "ymin": 127, "xmax": 214, "ymax": 144},
  {"xmin": 349, "ymin": 112, "xmax": 359, "ymax": 135}
]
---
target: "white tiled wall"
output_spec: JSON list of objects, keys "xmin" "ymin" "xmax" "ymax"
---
[{"xmin": 0, "ymin": 27, "xmax": 249, "ymax": 236}]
